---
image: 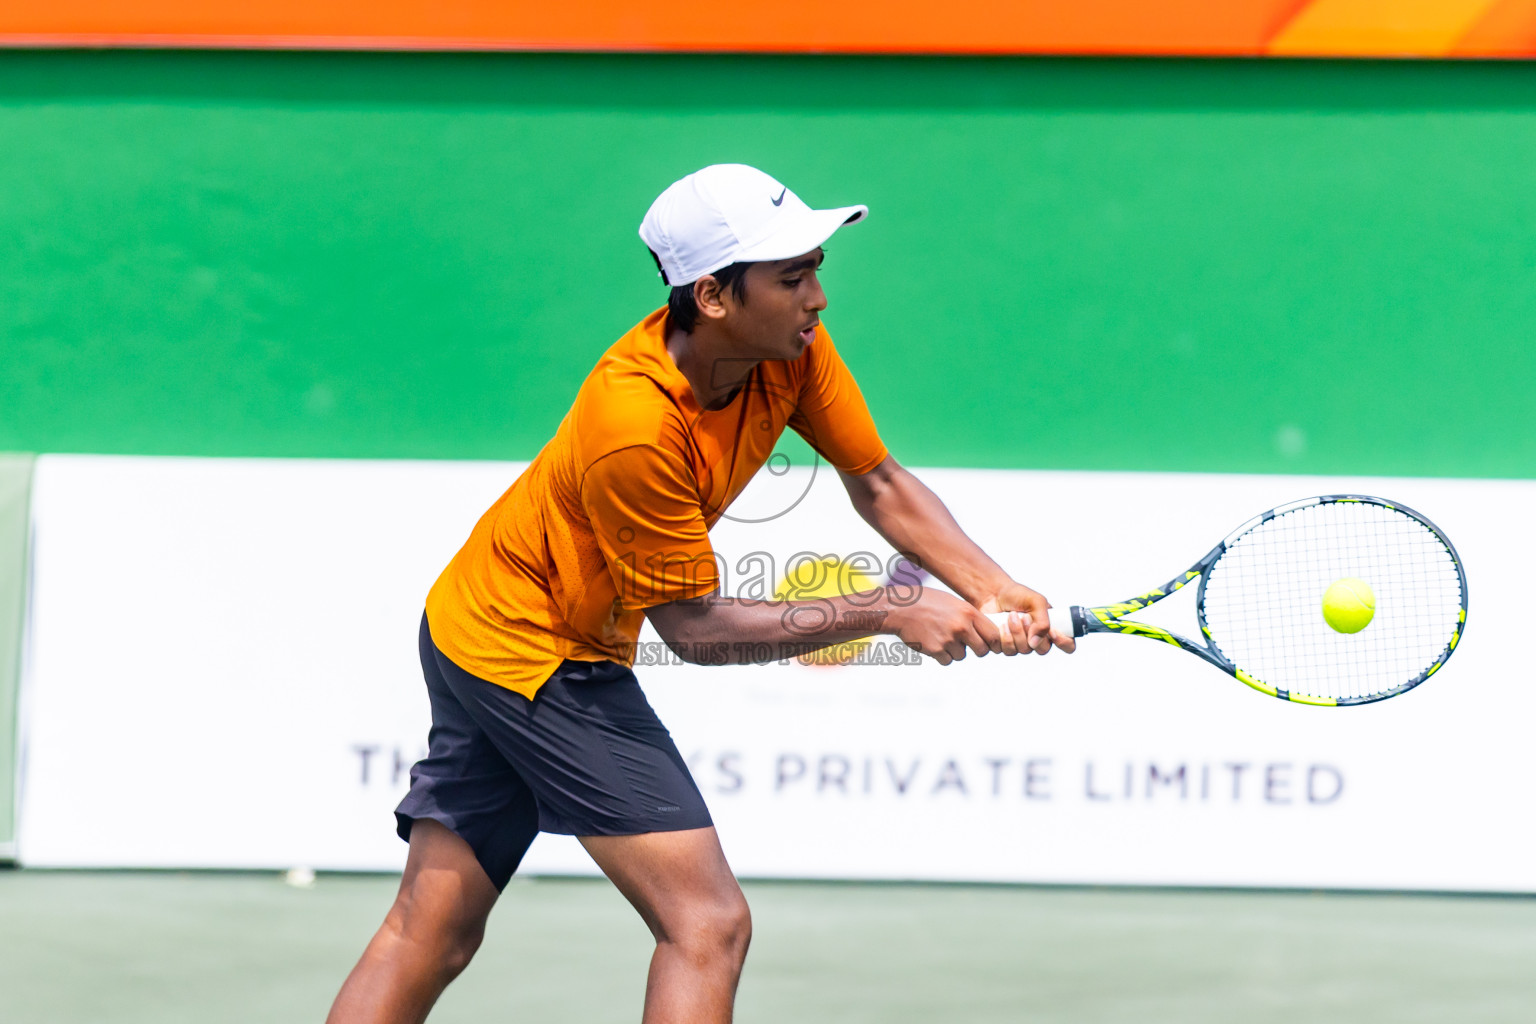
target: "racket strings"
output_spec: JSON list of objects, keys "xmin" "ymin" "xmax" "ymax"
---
[{"xmin": 1201, "ymin": 502, "xmax": 1463, "ymax": 702}]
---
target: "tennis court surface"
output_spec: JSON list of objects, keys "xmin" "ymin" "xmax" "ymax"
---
[{"xmin": 2, "ymin": 870, "xmax": 1532, "ymax": 1023}]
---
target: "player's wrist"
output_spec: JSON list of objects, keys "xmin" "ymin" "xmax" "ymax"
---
[
  {"xmin": 879, "ymin": 600, "xmax": 912, "ymax": 636},
  {"xmin": 878, "ymin": 590, "xmax": 945, "ymax": 635},
  {"xmin": 972, "ymin": 574, "xmax": 1025, "ymax": 613}
]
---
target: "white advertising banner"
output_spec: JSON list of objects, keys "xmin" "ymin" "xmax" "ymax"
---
[{"xmin": 16, "ymin": 455, "xmax": 1534, "ymax": 890}]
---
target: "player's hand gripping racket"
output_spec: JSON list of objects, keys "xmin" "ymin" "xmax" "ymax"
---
[{"xmin": 989, "ymin": 495, "xmax": 1467, "ymax": 706}]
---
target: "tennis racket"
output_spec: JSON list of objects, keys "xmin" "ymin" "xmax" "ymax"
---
[{"xmin": 989, "ymin": 495, "xmax": 1467, "ymax": 706}]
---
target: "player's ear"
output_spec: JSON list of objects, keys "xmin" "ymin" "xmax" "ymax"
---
[{"xmin": 693, "ymin": 274, "xmax": 729, "ymax": 323}]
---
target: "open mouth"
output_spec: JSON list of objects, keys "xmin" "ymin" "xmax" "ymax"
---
[{"xmin": 797, "ymin": 322, "xmax": 819, "ymax": 343}]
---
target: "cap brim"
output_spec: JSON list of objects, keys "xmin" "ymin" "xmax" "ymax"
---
[{"xmin": 733, "ymin": 205, "xmax": 867, "ymax": 264}]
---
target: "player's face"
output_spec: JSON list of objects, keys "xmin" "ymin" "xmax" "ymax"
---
[{"xmin": 726, "ymin": 249, "xmax": 828, "ymax": 360}]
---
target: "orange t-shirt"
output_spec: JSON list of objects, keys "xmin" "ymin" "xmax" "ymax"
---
[{"xmin": 424, "ymin": 308, "xmax": 889, "ymax": 697}]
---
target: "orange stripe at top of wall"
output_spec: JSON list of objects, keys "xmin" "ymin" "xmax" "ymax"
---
[
  {"xmin": 1449, "ymin": 0, "xmax": 1536, "ymax": 54},
  {"xmin": 0, "ymin": 0, "xmax": 1310, "ymax": 55},
  {"xmin": 1267, "ymin": 0, "xmax": 1502, "ymax": 56}
]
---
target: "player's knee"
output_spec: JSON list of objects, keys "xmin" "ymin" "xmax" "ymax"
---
[
  {"xmin": 384, "ymin": 889, "xmax": 487, "ymax": 979},
  {"xmin": 436, "ymin": 925, "xmax": 484, "ymax": 981},
  {"xmin": 675, "ymin": 892, "xmax": 751, "ymax": 970},
  {"xmin": 726, "ymin": 897, "xmax": 753, "ymax": 964}
]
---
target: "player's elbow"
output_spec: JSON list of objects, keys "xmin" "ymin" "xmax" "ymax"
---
[
  {"xmin": 646, "ymin": 599, "xmax": 726, "ymax": 665},
  {"xmin": 661, "ymin": 632, "xmax": 712, "ymax": 665}
]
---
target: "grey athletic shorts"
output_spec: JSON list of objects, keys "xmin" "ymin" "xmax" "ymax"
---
[{"xmin": 395, "ymin": 614, "xmax": 712, "ymax": 889}]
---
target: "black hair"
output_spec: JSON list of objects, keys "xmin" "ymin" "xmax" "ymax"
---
[{"xmin": 650, "ymin": 254, "xmax": 751, "ymax": 334}]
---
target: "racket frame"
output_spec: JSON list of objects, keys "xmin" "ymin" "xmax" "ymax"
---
[{"xmin": 1059, "ymin": 494, "xmax": 1468, "ymax": 707}]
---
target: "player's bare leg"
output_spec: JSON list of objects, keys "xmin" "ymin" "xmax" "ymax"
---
[
  {"xmin": 327, "ymin": 819, "xmax": 499, "ymax": 1024},
  {"xmin": 581, "ymin": 827, "xmax": 751, "ymax": 1024}
]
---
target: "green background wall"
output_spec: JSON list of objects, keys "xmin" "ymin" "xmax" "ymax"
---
[{"xmin": 2, "ymin": 52, "xmax": 1533, "ymax": 477}]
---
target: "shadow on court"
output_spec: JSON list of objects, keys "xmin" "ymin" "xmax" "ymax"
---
[{"xmin": 1, "ymin": 871, "xmax": 1531, "ymax": 1023}]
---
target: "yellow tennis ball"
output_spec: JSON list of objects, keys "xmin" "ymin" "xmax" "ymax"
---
[
  {"xmin": 1322, "ymin": 578, "xmax": 1375, "ymax": 634},
  {"xmin": 775, "ymin": 557, "xmax": 882, "ymax": 666},
  {"xmin": 774, "ymin": 556, "xmax": 880, "ymax": 602}
]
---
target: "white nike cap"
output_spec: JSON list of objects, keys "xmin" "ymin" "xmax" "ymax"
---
[{"xmin": 639, "ymin": 164, "xmax": 867, "ymax": 286}]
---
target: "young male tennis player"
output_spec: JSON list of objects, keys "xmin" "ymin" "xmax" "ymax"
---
[{"xmin": 327, "ymin": 164, "xmax": 1073, "ymax": 1023}]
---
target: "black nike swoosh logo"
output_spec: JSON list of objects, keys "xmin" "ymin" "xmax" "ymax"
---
[{"xmin": 771, "ymin": 189, "xmax": 786, "ymax": 206}]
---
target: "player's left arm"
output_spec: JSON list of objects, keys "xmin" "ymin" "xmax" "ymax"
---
[{"xmin": 839, "ymin": 455, "xmax": 1074, "ymax": 656}]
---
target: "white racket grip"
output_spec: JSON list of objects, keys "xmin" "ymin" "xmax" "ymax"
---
[{"xmin": 986, "ymin": 606, "xmax": 1078, "ymax": 640}]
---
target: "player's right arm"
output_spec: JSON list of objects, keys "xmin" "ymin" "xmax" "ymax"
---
[{"xmin": 645, "ymin": 587, "xmax": 1005, "ymax": 667}]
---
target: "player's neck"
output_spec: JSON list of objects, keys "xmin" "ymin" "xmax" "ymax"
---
[{"xmin": 665, "ymin": 323, "xmax": 759, "ymax": 411}]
